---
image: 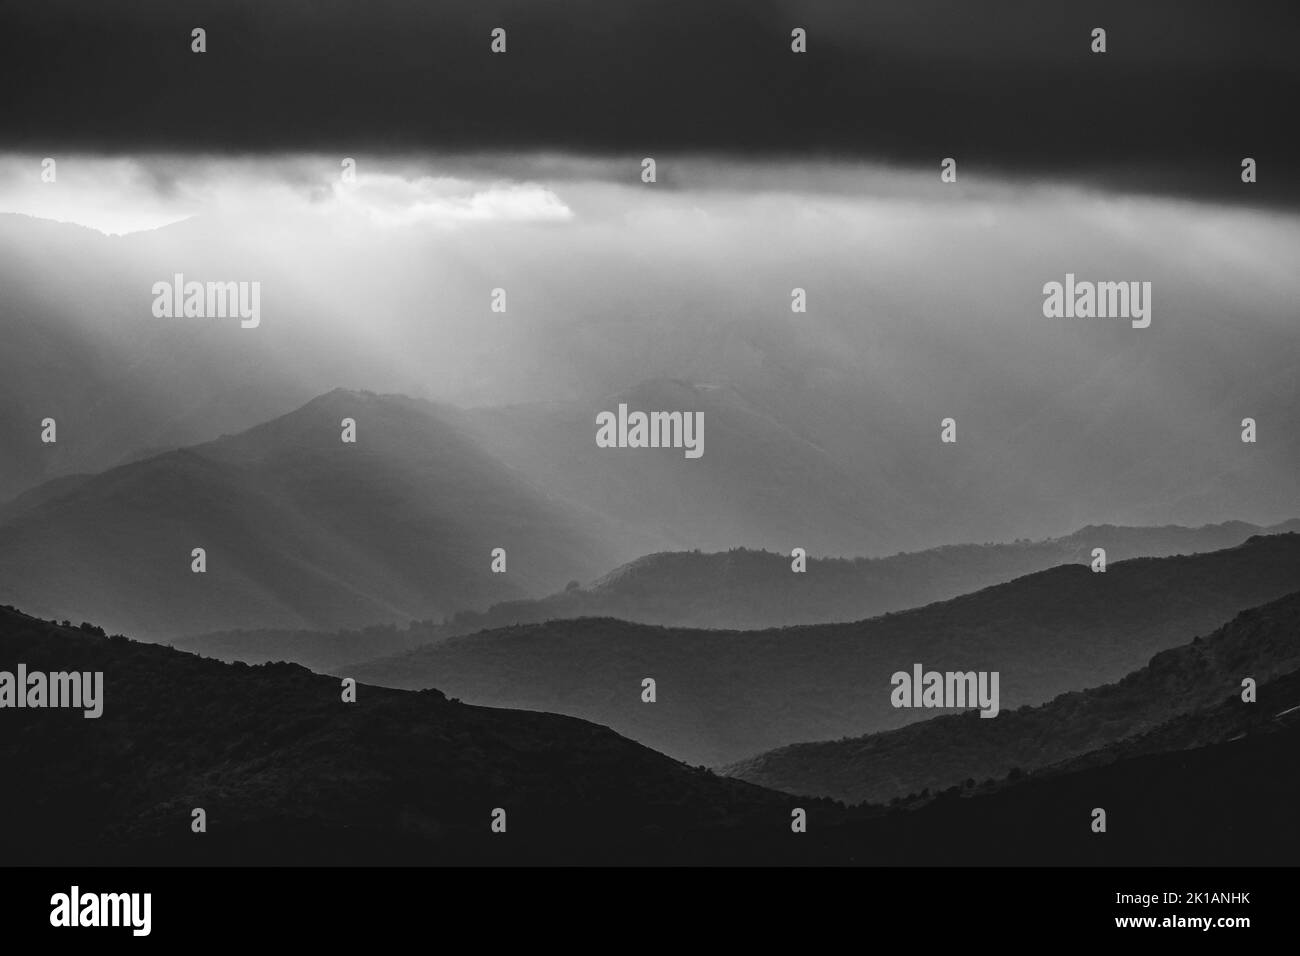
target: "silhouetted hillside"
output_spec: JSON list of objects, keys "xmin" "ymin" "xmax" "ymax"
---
[
  {"xmin": 0, "ymin": 390, "xmax": 618, "ymax": 639},
  {"xmin": 0, "ymin": 604, "xmax": 788, "ymax": 865},
  {"xmin": 348, "ymin": 534, "xmax": 1300, "ymax": 766},
  {"xmin": 784, "ymin": 718, "xmax": 1300, "ymax": 867},
  {"xmin": 2, "ymin": 603, "xmax": 1296, "ymax": 865},
  {"xmin": 724, "ymin": 590, "xmax": 1300, "ymax": 803}
]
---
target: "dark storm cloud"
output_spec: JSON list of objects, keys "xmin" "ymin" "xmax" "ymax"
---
[{"xmin": 1, "ymin": 0, "xmax": 1297, "ymax": 200}]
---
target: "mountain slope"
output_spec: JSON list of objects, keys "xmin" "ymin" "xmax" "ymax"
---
[
  {"xmin": 0, "ymin": 390, "xmax": 618, "ymax": 639},
  {"xmin": 347, "ymin": 533, "xmax": 1300, "ymax": 766},
  {"xmin": 0, "ymin": 604, "xmax": 789, "ymax": 865},
  {"xmin": 796, "ymin": 715, "xmax": 1300, "ymax": 867},
  {"xmin": 723, "ymin": 589, "xmax": 1300, "ymax": 803},
  {"xmin": 3, "ymin": 602, "xmax": 1296, "ymax": 866}
]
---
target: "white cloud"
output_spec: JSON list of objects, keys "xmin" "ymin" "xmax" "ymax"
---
[
  {"xmin": 0, "ymin": 155, "xmax": 574, "ymax": 234},
  {"xmin": 334, "ymin": 174, "xmax": 573, "ymax": 226}
]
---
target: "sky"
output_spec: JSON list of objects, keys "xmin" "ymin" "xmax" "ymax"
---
[
  {"xmin": 3, "ymin": 149, "xmax": 1296, "ymax": 412},
  {"xmin": 0, "ymin": 0, "xmax": 1297, "ymax": 546},
  {"xmin": 1, "ymin": 0, "xmax": 1297, "ymax": 204}
]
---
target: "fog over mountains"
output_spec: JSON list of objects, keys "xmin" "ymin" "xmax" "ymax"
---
[
  {"xmin": 174, "ymin": 518, "xmax": 1300, "ymax": 671},
  {"xmin": 401, "ymin": 518, "xmax": 1300, "ymax": 633},
  {"xmin": 3, "ymin": 0, "xmax": 1298, "ymax": 883},
  {"xmin": 3, "ymin": 162, "xmax": 1298, "ymax": 561},
  {"xmin": 0, "ymin": 389, "xmax": 617, "ymax": 639},
  {"xmin": 724, "ymin": 589, "xmax": 1300, "ymax": 803},
  {"xmin": 6, "ymin": 353, "xmax": 1295, "ymax": 642},
  {"xmin": 2, "ymin": 185, "xmax": 1299, "ymax": 645},
  {"xmin": 348, "ymin": 534, "xmax": 1300, "ymax": 766}
]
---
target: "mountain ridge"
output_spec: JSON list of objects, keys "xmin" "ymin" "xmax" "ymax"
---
[
  {"xmin": 723, "ymin": 588, "xmax": 1300, "ymax": 803},
  {"xmin": 3, "ymin": 600, "xmax": 1297, "ymax": 865},
  {"xmin": 343, "ymin": 532, "xmax": 1300, "ymax": 766},
  {"xmin": 173, "ymin": 518, "xmax": 1300, "ymax": 672},
  {"xmin": 0, "ymin": 389, "xmax": 618, "ymax": 639}
]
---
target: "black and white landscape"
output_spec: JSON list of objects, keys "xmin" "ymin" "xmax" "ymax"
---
[{"xmin": 1, "ymin": 0, "xmax": 1299, "ymax": 873}]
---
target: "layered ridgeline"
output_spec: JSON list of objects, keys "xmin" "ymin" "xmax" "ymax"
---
[
  {"xmin": 723, "ymin": 590, "xmax": 1300, "ymax": 804},
  {"xmin": 0, "ymin": 390, "xmax": 619, "ymax": 640},
  {"xmin": 348, "ymin": 533, "xmax": 1300, "ymax": 766},
  {"xmin": 3, "ymin": 603, "xmax": 1297, "ymax": 866},
  {"xmin": 423, "ymin": 518, "xmax": 1300, "ymax": 633},
  {"xmin": 174, "ymin": 519, "xmax": 1299, "ymax": 672}
]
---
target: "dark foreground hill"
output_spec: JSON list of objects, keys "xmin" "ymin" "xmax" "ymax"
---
[
  {"xmin": 0, "ymin": 605, "xmax": 788, "ymax": 865},
  {"xmin": 2, "ymin": 604, "xmax": 1298, "ymax": 865},
  {"xmin": 816, "ymin": 713, "xmax": 1300, "ymax": 867},
  {"xmin": 348, "ymin": 534, "xmax": 1300, "ymax": 766},
  {"xmin": 724, "ymin": 590, "xmax": 1300, "ymax": 803}
]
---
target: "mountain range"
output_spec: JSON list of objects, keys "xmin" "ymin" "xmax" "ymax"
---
[
  {"xmin": 173, "ymin": 518, "xmax": 1300, "ymax": 671},
  {"xmin": 724, "ymin": 588, "xmax": 1300, "ymax": 803},
  {"xmin": 4, "ymin": 601, "xmax": 1297, "ymax": 865},
  {"xmin": 9, "ymin": 342, "xmax": 1294, "ymax": 644},
  {"xmin": 4, "ymin": 206, "xmax": 1300, "ymax": 561},
  {"xmin": 346, "ymin": 533, "xmax": 1300, "ymax": 766},
  {"xmin": 0, "ymin": 389, "xmax": 617, "ymax": 640}
]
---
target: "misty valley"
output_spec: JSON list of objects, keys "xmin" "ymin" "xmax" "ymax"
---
[{"xmin": 1, "ymin": 0, "xmax": 1297, "ymax": 885}]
